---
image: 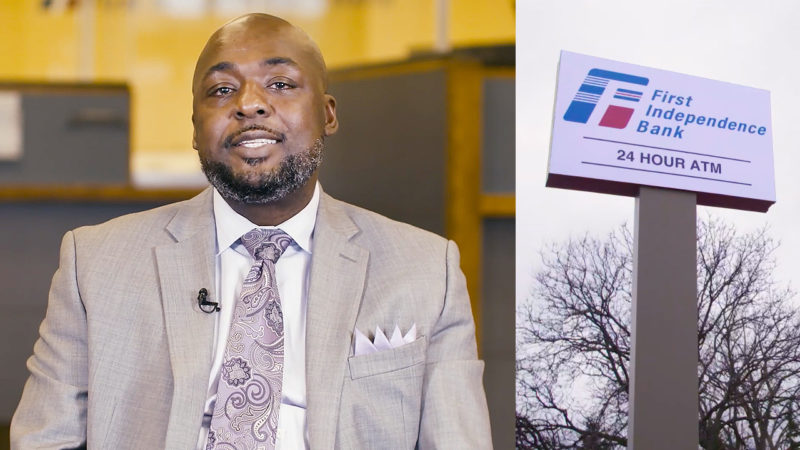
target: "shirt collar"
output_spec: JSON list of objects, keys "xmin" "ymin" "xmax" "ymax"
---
[{"xmin": 212, "ymin": 182, "xmax": 320, "ymax": 256}]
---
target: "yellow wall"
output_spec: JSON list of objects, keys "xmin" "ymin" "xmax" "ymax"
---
[{"xmin": 0, "ymin": 1, "xmax": 514, "ymax": 157}]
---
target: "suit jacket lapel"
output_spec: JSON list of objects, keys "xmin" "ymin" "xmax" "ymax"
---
[
  {"xmin": 155, "ymin": 188, "xmax": 218, "ymax": 449},
  {"xmin": 306, "ymin": 193, "xmax": 369, "ymax": 450}
]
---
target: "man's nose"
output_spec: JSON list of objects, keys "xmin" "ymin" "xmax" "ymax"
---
[{"xmin": 235, "ymin": 82, "xmax": 270, "ymax": 118}]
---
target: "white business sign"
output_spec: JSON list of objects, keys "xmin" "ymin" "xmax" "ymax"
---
[{"xmin": 547, "ymin": 51, "xmax": 775, "ymax": 212}]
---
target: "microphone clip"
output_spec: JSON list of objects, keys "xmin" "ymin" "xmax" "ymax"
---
[{"xmin": 197, "ymin": 288, "xmax": 219, "ymax": 313}]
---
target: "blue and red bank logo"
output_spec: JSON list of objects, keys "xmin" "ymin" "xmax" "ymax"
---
[{"xmin": 563, "ymin": 68, "xmax": 649, "ymax": 129}]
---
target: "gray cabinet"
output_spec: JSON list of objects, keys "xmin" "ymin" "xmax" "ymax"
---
[{"xmin": 0, "ymin": 84, "xmax": 129, "ymax": 185}]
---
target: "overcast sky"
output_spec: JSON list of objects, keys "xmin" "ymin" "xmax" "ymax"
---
[{"xmin": 517, "ymin": 0, "xmax": 800, "ymax": 307}]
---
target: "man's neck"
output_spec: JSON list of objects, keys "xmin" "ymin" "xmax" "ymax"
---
[{"xmin": 224, "ymin": 178, "xmax": 317, "ymax": 226}]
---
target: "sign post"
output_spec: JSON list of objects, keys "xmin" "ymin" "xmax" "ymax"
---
[
  {"xmin": 630, "ymin": 186, "xmax": 697, "ymax": 448},
  {"xmin": 546, "ymin": 51, "xmax": 775, "ymax": 448}
]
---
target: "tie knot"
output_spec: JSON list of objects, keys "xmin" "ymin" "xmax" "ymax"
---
[{"xmin": 241, "ymin": 228, "xmax": 292, "ymax": 263}]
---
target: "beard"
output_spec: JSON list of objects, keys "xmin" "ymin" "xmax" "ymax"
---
[{"xmin": 200, "ymin": 137, "xmax": 323, "ymax": 204}]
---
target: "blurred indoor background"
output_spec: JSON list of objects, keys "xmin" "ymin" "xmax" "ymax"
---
[{"xmin": 0, "ymin": 1, "xmax": 514, "ymax": 448}]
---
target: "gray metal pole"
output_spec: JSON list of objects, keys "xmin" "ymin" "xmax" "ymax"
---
[{"xmin": 628, "ymin": 186, "xmax": 698, "ymax": 449}]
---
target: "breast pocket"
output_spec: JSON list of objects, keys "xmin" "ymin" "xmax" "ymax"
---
[
  {"xmin": 347, "ymin": 335, "xmax": 427, "ymax": 379},
  {"xmin": 336, "ymin": 336, "xmax": 427, "ymax": 449}
]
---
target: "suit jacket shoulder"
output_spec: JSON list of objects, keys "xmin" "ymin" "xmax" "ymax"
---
[
  {"xmin": 71, "ymin": 188, "xmax": 213, "ymax": 248},
  {"xmin": 318, "ymin": 193, "xmax": 449, "ymax": 256}
]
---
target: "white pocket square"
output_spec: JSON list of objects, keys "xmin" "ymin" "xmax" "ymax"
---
[{"xmin": 354, "ymin": 324, "xmax": 416, "ymax": 356}]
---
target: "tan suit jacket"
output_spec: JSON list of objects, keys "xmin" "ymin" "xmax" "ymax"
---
[{"xmin": 11, "ymin": 188, "xmax": 492, "ymax": 449}]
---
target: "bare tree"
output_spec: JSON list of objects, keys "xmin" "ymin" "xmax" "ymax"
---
[{"xmin": 516, "ymin": 218, "xmax": 800, "ymax": 449}]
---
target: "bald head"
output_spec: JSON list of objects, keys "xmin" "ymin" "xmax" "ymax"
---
[{"xmin": 192, "ymin": 13, "xmax": 329, "ymax": 95}]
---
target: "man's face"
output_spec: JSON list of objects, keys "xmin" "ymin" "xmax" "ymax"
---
[{"xmin": 192, "ymin": 19, "xmax": 337, "ymax": 204}]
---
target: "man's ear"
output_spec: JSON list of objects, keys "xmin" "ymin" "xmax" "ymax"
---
[
  {"xmin": 323, "ymin": 94, "xmax": 338, "ymax": 136},
  {"xmin": 191, "ymin": 114, "xmax": 198, "ymax": 150}
]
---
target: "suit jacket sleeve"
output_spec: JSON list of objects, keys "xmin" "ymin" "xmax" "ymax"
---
[
  {"xmin": 417, "ymin": 240, "xmax": 492, "ymax": 449},
  {"xmin": 11, "ymin": 230, "xmax": 89, "ymax": 449}
]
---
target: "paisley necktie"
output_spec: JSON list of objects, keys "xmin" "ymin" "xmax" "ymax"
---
[{"xmin": 207, "ymin": 228, "xmax": 292, "ymax": 450}]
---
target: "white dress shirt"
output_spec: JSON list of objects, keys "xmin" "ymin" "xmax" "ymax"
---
[{"xmin": 196, "ymin": 184, "xmax": 319, "ymax": 450}]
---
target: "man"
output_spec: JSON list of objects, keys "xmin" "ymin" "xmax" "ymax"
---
[{"xmin": 11, "ymin": 13, "xmax": 491, "ymax": 449}]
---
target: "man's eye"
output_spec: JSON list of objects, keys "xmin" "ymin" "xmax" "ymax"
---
[
  {"xmin": 212, "ymin": 86, "xmax": 234, "ymax": 96},
  {"xmin": 270, "ymin": 81, "xmax": 293, "ymax": 90}
]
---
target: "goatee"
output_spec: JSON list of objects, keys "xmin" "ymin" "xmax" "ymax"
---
[{"xmin": 200, "ymin": 138, "xmax": 323, "ymax": 204}]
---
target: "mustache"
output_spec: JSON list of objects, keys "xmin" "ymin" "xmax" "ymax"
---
[{"xmin": 223, "ymin": 124, "xmax": 285, "ymax": 148}]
